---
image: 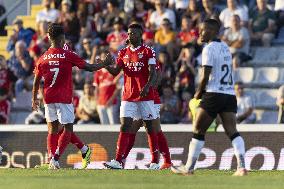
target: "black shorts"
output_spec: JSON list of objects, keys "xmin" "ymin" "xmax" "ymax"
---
[{"xmin": 199, "ymin": 92, "xmax": 237, "ymax": 118}]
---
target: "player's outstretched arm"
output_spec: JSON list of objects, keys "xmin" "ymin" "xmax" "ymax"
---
[
  {"xmin": 83, "ymin": 54, "xmax": 111, "ymax": 72},
  {"xmin": 32, "ymin": 74, "xmax": 41, "ymax": 111},
  {"xmin": 194, "ymin": 66, "xmax": 212, "ymax": 99},
  {"xmin": 105, "ymin": 64, "xmax": 122, "ymax": 76}
]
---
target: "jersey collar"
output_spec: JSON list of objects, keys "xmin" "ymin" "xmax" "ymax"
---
[{"xmin": 129, "ymin": 45, "xmax": 142, "ymax": 52}]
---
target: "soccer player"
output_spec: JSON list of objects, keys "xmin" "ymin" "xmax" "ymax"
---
[
  {"xmin": 103, "ymin": 23, "xmax": 160, "ymax": 169},
  {"xmin": 122, "ymin": 62, "xmax": 172, "ymax": 169},
  {"xmin": 32, "ymin": 23, "xmax": 112, "ymax": 169},
  {"xmin": 171, "ymin": 19, "xmax": 247, "ymax": 176}
]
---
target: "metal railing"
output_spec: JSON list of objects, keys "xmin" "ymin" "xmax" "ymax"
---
[{"xmin": 0, "ymin": 0, "xmax": 32, "ymax": 24}]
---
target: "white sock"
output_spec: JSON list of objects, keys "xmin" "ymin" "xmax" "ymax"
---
[
  {"xmin": 81, "ymin": 145, "xmax": 88, "ymax": 154},
  {"xmin": 185, "ymin": 138, "xmax": 205, "ymax": 171},
  {"xmin": 232, "ymin": 136, "xmax": 246, "ymax": 169}
]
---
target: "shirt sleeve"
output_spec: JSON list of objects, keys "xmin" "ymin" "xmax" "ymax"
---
[
  {"xmin": 93, "ymin": 72, "xmax": 99, "ymax": 87},
  {"xmin": 67, "ymin": 51, "xmax": 86, "ymax": 69},
  {"xmin": 147, "ymin": 46, "xmax": 156, "ymax": 65},
  {"xmin": 201, "ymin": 46, "xmax": 213, "ymax": 67},
  {"xmin": 33, "ymin": 59, "xmax": 42, "ymax": 77}
]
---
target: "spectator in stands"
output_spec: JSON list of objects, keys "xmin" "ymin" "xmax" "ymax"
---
[
  {"xmin": 106, "ymin": 17, "xmax": 128, "ymax": 55},
  {"xmin": 235, "ymin": 82, "xmax": 256, "ymax": 124},
  {"xmin": 6, "ymin": 18, "xmax": 34, "ymax": 53},
  {"xmin": 0, "ymin": 55, "xmax": 12, "ymax": 98},
  {"xmin": 177, "ymin": 15, "xmax": 199, "ymax": 47},
  {"xmin": 160, "ymin": 85, "xmax": 181, "ymax": 124},
  {"xmin": 7, "ymin": 41, "xmax": 33, "ymax": 96},
  {"xmin": 93, "ymin": 51, "xmax": 120, "ymax": 125},
  {"xmin": 59, "ymin": 0, "xmax": 80, "ymax": 44},
  {"xmin": 169, "ymin": 0, "xmax": 189, "ymax": 27},
  {"xmin": 201, "ymin": 0, "xmax": 220, "ymax": 21},
  {"xmin": 222, "ymin": 15, "xmax": 251, "ymax": 69},
  {"xmin": 30, "ymin": 21, "xmax": 49, "ymax": 53},
  {"xmin": 183, "ymin": 0, "xmax": 203, "ymax": 28},
  {"xmin": 133, "ymin": 0, "xmax": 149, "ymax": 22},
  {"xmin": 0, "ymin": 89, "xmax": 10, "ymax": 124},
  {"xmin": 249, "ymin": 0, "xmax": 277, "ymax": 47},
  {"xmin": 77, "ymin": 83, "xmax": 99, "ymax": 124},
  {"xmin": 275, "ymin": 0, "xmax": 284, "ymax": 34},
  {"xmin": 29, "ymin": 45, "xmax": 42, "ymax": 65},
  {"xmin": 79, "ymin": 38, "xmax": 93, "ymax": 62},
  {"xmin": 149, "ymin": 0, "xmax": 176, "ymax": 30},
  {"xmin": 159, "ymin": 51, "xmax": 176, "ymax": 86},
  {"xmin": 101, "ymin": 0, "xmax": 127, "ymax": 33},
  {"xmin": 155, "ymin": 18, "xmax": 176, "ymax": 60},
  {"xmin": 219, "ymin": 0, "xmax": 248, "ymax": 28},
  {"xmin": 174, "ymin": 49, "xmax": 196, "ymax": 97},
  {"xmin": 277, "ymin": 85, "xmax": 284, "ymax": 123},
  {"xmin": 36, "ymin": 0, "xmax": 60, "ymax": 26},
  {"xmin": 179, "ymin": 90, "xmax": 192, "ymax": 123},
  {"xmin": 0, "ymin": 2, "xmax": 6, "ymax": 36}
]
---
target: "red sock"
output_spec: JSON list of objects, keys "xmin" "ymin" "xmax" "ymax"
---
[
  {"xmin": 54, "ymin": 130, "xmax": 72, "ymax": 161},
  {"xmin": 157, "ymin": 131, "xmax": 171, "ymax": 164},
  {"xmin": 124, "ymin": 133, "xmax": 136, "ymax": 159},
  {"xmin": 47, "ymin": 133, "xmax": 59, "ymax": 162},
  {"xmin": 70, "ymin": 133, "xmax": 84, "ymax": 150},
  {"xmin": 115, "ymin": 132, "xmax": 130, "ymax": 163},
  {"xmin": 147, "ymin": 132, "xmax": 159, "ymax": 163}
]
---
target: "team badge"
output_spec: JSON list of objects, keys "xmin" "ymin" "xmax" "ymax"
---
[{"xmin": 138, "ymin": 52, "xmax": 143, "ymax": 59}]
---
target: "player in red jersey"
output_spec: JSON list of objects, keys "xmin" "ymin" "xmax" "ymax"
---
[
  {"xmin": 121, "ymin": 61, "xmax": 172, "ymax": 169},
  {"xmin": 32, "ymin": 23, "xmax": 112, "ymax": 169},
  {"xmin": 103, "ymin": 23, "xmax": 160, "ymax": 169}
]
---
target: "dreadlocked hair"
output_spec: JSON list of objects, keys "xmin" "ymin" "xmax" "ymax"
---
[{"xmin": 48, "ymin": 23, "xmax": 64, "ymax": 40}]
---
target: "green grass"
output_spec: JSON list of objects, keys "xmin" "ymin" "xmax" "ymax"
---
[{"xmin": 0, "ymin": 169, "xmax": 283, "ymax": 189}]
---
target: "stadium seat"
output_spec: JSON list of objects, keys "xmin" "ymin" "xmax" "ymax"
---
[
  {"xmin": 252, "ymin": 89, "xmax": 278, "ymax": 107},
  {"xmin": 249, "ymin": 47, "xmax": 284, "ymax": 65},
  {"xmin": 254, "ymin": 110, "xmax": 278, "ymax": 124},
  {"xmin": 254, "ymin": 68, "xmax": 280, "ymax": 84},
  {"xmin": 234, "ymin": 67, "xmax": 254, "ymax": 83},
  {"xmin": 279, "ymin": 69, "xmax": 284, "ymax": 84},
  {"xmin": 13, "ymin": 91, "xmax": 32, "ymax": 110}
]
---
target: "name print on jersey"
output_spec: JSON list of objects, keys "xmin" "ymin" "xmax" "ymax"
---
[
  {"xmin": 125, "ymin": 62, "xmax": 145, "ymax": 72},
  {"xmin": 43, "ymin": 53, "xmax": 66, "ymax": 60}
]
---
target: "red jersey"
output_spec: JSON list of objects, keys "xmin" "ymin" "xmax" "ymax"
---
[
  {"xmin": 34, "ymin": 48, "xmax": 85, "ymax": 104},
  {"xmin": 106, "ymin": 31, "xmax": 128, "ymax": 53},
  {"xmin": 178, "ymin": 29, "xmax": 199, "ymax": 44},
  {"xmin": 153, "ymin": 62, "xmax": 162, "ymax": 104},
  {"xmin": 0, "ymin": 69, "xmax": 10, "ymax": 92},
  {"xmin": 117, "ymin": 44, "xmax": 156, "ymax": 102},
  {"xmin": 0, "ymin": 99, "xmax": 10, "ymax": 124},
  {"xmin": 93, "ymin": 69, "xmax": 117, "ymax": 105}
]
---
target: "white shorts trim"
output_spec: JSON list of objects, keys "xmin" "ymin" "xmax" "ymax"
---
[
  {"xmin": 120, "ymin": 101, "xmax": 157, "ymax": 120},
  {"xmin": 44, "ymin": 103, "xmax": 75, "ymax": 124}
]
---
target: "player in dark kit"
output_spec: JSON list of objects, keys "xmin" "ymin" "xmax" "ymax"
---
[
  {"xmin": 32, "ymin": 23, "xmax": 112, "ymax": 169},
  {"xmin": 103, "ymin": 23, "xmax": 166, "ymax": 169},
  {"xmin": 171, "ymin": 19, "xmax": 247, "ymax": 176}
]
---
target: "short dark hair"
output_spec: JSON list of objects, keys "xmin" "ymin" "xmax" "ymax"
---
[
  {"xmin": 203, "ymin": 18, "xmax": 221, "ymax": 32},
  {"xmin": 48, "ymin": 23, "xmax": 64, "ymax": 40},
  {"xmin": 128, "ymin": 23, "xmax": 143, "ymax": 32}
]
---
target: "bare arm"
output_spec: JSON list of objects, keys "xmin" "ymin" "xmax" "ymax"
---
[
  {"xmin": 237, "ymin": 107, "xmax": 253, "ymax": 123},
  {"xmin": 140, "ymin": 64, "xmax": 157, "ymax": 97},
  {"xmin": 83, "ymin": 53, "xmax": 113, "ymax": 72},
  {"xmin": 105, "ymin": 64, "xmax": 123, "ymax": 76},
  {"xmin": 194, "ymin": 66, "xmax": 212, "ymax": 99},
  {"xmin": 32, "ymin": 74, "xmax": 41, "ymax": 111}
]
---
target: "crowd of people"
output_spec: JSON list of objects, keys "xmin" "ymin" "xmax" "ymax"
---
[{"xmin": 0, "ymin": 0, "xmax": 284, "ymax": 124}]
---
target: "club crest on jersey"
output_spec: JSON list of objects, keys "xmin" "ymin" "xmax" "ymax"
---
[
  {"xmin": 123, "ymin": 55, "xmax": 129, "ymax": 59},
  {"xmin": 138, "ymin": 52, "xmax": 143, "ymax": 59}
]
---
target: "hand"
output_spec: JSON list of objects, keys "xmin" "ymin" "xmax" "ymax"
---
[
  {"xmin": 32, "ymin": 99, "xmax": 40, "ymax": 112},
  {"xmin": 140, "ymin": 84, "xmax": 150, "ymax": 98},
  {"xmin": 104, "ymin": 53, "xmax": 114, "ymax": 67}
]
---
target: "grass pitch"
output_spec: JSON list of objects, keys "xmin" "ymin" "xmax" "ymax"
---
[{"xmin": 0, "ymin": 169, "xmax": 283, "ymax": 189}]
